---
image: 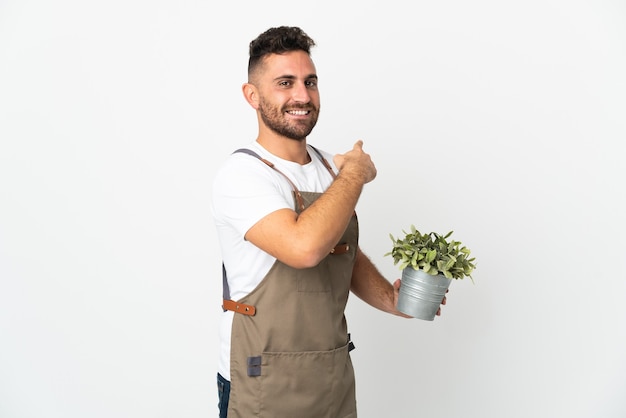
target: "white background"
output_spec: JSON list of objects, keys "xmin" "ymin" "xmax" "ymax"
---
[{"xmin": 1, "ymin": 1, "xmax": 625, "ymax": 417}]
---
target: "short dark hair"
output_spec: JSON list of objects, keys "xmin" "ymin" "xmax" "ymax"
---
[{"xmin": 248, "ymin": 26, "xmax": 316, "ymax": 79}]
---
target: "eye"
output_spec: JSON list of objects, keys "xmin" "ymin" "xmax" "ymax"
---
[
  {"xmin": 278, "ymin": 80, "xmax": 292, "ymax": 87},
  {"xmin": 305, "ymin": 79, "xmax": 318, "ymax": 88}
]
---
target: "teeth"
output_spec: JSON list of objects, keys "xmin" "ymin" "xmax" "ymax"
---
[{"xmin": 288, "ymin": 110, "xmax": 308, "ymax": 115}]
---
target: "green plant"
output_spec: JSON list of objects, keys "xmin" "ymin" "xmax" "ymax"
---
[{"xmin": 385, "ymin": 225, "xmax": 476, "ymax": 280}]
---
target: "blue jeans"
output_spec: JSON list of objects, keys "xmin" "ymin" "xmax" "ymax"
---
[{"xmin": 217, "ymin": 373, "xmax": 230, "ymax": 418}]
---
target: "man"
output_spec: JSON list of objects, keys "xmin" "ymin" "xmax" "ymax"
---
[{"xmin": 211, "ymin": 26, "xmax": 446, "ymax": 418}]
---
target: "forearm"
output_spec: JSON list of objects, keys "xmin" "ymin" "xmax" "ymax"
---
[
  {"xmin": 295, "ymin": 169, "xmax": 364, "ymax": 260},
  {"xmin": 293, "ymin": 139, "xmax": 377, "ymax": 265},
  {"xmin": 350, "ymin": 248, "xmax": 397, "ymax": 314}
]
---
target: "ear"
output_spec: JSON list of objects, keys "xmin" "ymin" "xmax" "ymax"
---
[{"xmin": 242, "ymin": 83, "xmax": 259, "ymax": 109}]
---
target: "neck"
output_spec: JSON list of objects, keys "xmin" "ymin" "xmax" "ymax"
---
[{"xmin": 256, "ymin": 131, "xmax": 310, "ymax": 164}]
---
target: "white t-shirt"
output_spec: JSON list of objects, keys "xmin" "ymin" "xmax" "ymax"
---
[{"xmin": 210, "ymin": 141, "xmax": 338, "ymax": 380}]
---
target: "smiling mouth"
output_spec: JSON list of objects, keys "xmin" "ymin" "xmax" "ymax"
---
[{"xmin": 286, "ymin": 110, "xmax": 310, "ymax": 116}]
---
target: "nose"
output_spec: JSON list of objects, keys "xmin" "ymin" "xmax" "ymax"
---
[{"xmin": 291, "ymin": 81, "xmax": 311, "ymax": 103}]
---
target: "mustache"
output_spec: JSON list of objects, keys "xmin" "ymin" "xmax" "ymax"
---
[{"xmin": 283, "ymin": 104, "xmax": 316, "ymax": 111}]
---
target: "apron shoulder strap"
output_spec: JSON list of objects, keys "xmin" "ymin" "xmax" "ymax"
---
[
  {"xmin": 232, "ymin": 148, "xmax": 306, "ymax": 210},
  {"xmin": 308, "ymin": 145, "xmax": 337, "ymax": 179}
]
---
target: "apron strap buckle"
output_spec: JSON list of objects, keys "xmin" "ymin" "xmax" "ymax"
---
[{"xmin": 223, "ymin": 299, "xmax": 256, "ymax": 316}]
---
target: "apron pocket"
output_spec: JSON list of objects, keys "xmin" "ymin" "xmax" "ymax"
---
[{"xmin": 258, "ymin": 344, "xmax": 352, "ymax": 418}]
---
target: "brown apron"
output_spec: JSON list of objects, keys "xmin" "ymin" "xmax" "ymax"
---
[{"xmin": 223, "ymin": 148, "xmax": 359, "ymax": 418}]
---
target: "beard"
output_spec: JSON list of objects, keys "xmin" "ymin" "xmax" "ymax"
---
[{"xmin": 258, "ymin": 97, "xmax": 319, "ymax": 141}]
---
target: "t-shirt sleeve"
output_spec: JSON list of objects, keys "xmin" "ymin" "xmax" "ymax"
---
[{"xmin": 211, "ymin": 155, "xmax": 293, "ymax": 238}]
